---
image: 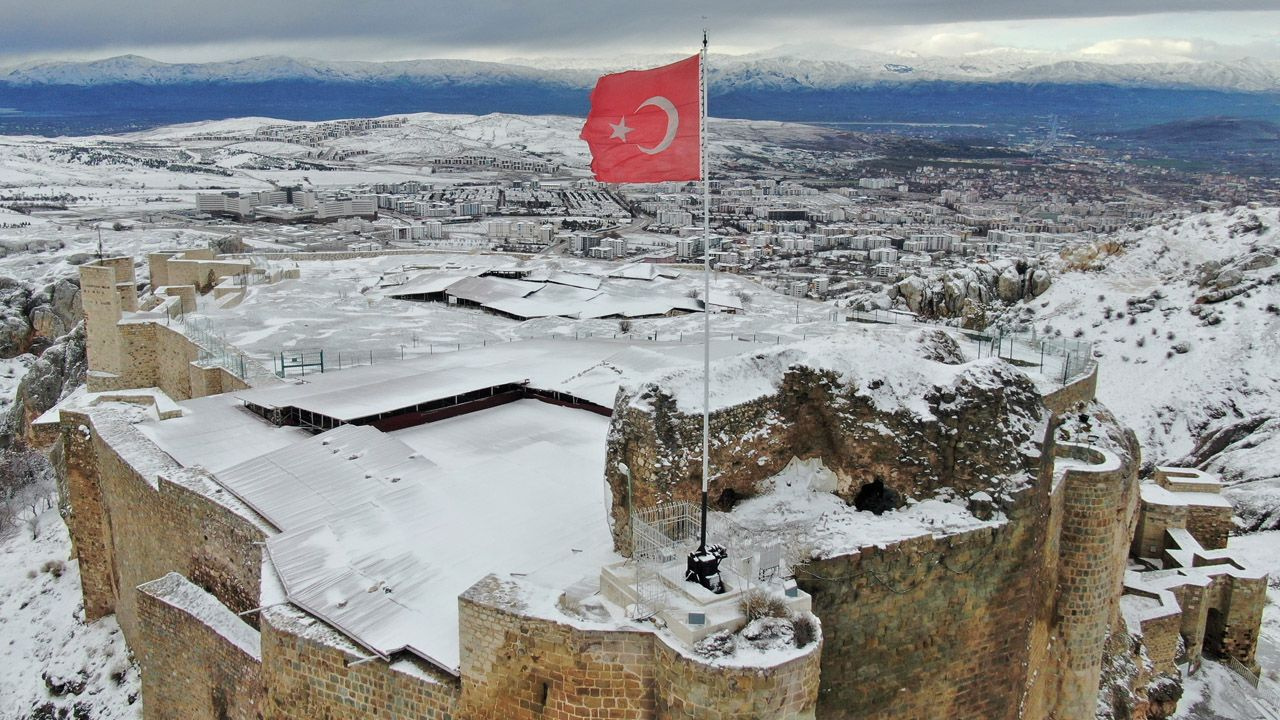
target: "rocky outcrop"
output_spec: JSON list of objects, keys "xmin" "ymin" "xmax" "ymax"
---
[
  {"xmin": 888, "ymin": 258, "xmax": 1051, "ymax": 327},
  {"xmin": 1095, "ymin": 617, "xmax": 1181, "ymax": 720},
  {"xmin": 604, "ymin": 331, "xmax": 1047, "ymax": 548},
  {"xmin": 0, "ymin": 276, "xmax": 81, "ymax": 358},
  {"xmin": 1, "ymin": 323, "xmax": 86, "ymax": 450},
  {"xmin": 1176, "ymin": 414, "xmax": 1280, "ymax": 531}
]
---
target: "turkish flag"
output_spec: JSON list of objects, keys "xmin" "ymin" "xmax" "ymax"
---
[{"xmin": 580, "ymin": 55, "xmax": 701, "ymax": 183}]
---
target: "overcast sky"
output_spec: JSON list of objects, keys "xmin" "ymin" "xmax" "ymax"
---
[{"xmin": 1, "ymin": 1, "xmax": 1278, "ymax": 66}]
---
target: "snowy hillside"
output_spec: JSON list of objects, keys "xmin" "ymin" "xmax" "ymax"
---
[
  {"xmin": 995, "ymin": 207, "xmax": 1280, "ymax": 529},
  {"xmin": 0, "ymin": 512, "xmax": 141, "ymax": 720}
]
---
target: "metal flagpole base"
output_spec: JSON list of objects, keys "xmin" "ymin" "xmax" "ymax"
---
[{"xmin": 685, "ymin": 545, "xmax": 727, "ymax": 594}]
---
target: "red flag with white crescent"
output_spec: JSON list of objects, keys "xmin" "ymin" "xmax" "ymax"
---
[{"xmin": 579, "ymin": 54, "xmax": 701, "ymax": 183}]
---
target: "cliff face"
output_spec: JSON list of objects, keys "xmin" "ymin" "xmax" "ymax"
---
[{"xmin": 604, "ymin": 329, "xmax": 1047, "ymax": 549}]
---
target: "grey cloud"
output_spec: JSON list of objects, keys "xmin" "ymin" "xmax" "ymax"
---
[{"xmin": 1, "ymin": 0, "xmax": 1277, "ymax": 58}]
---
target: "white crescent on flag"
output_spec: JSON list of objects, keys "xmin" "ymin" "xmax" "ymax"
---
[{"xmin": 635, "ymin": 96, "xmax": 679, "ymax": 155}]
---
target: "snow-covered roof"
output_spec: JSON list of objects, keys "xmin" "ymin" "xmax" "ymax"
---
[
  {"xmin": 444, "ymin": 276, "xmax": 542, "ymax": 305},
  {"xmin": 256, "ymin": 401, "xmax": 615, "ymax": 675},
  {"xmin": 237, "ymin": 366, "xmax": 528, "ymax": 423},
  {"xmin": 216, "ymin": 424, "xmax": 434, "ymax": 531},
  {"xmin": 384, "ymin": 272, "xmax": 477, "ymax": 297}
]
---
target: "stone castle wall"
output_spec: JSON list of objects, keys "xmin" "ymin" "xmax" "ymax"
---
[
  {"xmin": 81, "ymin": 263, "xmax": 127, "ymax": 379},
  {"xmin": 149, "ymin": 249, "xmax": 251, "ymax": 290},
  {"xmin": 1043, "ymin": 364, "xmax": 1099, "ymax": 415},
  {"xmin": 61, "ymin": 407, "xmax": 267, "ymax": 647},
  {"xmin": 1185, "ymin": 507, "xmax": 1232, "ymax": 551},
  {"xmin": 136, "ymin": 573, "xmax": 264, "ymax": 720},
  {"xmin": 80, "ymin": 258, "xmax": 251, "ymax": 399},
  {"xmin": 261, "ymin": 606, "xmax": 460, "ymax": 720},
  {"xmin": 795, "ymin": 505, "xmax": 1051, "ymax": 720},
  {"xmin": 652, "ymin": 640, "xmax": 820, "ymax": 720},
  {"xmin": 1050, "ymin": 442, "xmax": 1141, "ymax": 720},
  {"xmin": 458, "ymin": 576, "xmax": 821, "ymax": 720}
]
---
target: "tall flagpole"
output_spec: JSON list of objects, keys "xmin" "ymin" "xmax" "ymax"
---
[{"xmin": 699, "ymin": 29, "xmax": 710, "ymax": 554}]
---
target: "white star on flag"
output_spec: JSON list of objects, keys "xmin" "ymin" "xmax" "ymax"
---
[{"xmin": 609, "ymin": 118, "xmax": 633, "ymax": 142}]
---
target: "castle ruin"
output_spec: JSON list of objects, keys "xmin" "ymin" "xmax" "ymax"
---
[{"xmin": 37, "ymin": 253, "xmax": 1267, "ymax": 719}]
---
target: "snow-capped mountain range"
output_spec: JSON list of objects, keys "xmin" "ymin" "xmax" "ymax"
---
[{"xmin": 3, "ymin": 51, "xmax": 1279, "ymax": 92}]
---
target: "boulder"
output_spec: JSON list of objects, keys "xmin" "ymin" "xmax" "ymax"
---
[
  {"xmin": 28, "ymin": 306, "xmax": 65, "ymax": 341},
  {"xmin": 50, "ymin": 279, "xmax": 82, "ymax": 329},
  {"xmin": 1030, "ymin": 269, "xmax": 1051, "ymax": 297},
  {"xmin": 996, "ymin": 265, "xmax": 1023, "ymax": 303},
  {"xmin": 0, "ymin": 312, "xmax": 31, "ymax": 358}
]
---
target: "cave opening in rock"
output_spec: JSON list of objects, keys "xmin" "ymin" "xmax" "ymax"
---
[
  {"xmin": 716, "ymin": 487, "xmax": 739, "ymax": 511},
  {"xmin": 853, "ymin": 478, "xmax": 900, "ymax": 515}
]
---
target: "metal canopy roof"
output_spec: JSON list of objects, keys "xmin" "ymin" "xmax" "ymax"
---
[{"xmin": 214, "ymin": 424, "xmax": 434, "ymax": 531}]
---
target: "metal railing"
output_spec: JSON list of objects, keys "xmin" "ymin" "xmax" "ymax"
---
[
  {"xmin": 968, "ymin": 330, "xmax": 1094, "ymax": 386},
  {"xmin": 631, "ymin": 501, "xmax": 702, "ymax": 564},
  {"xmin": 176, "ymin": 315, "xmax": 278, "ymax": 385},
  {"xmin": 1225, "ymin": 655, "xmax": 1261, "ymax": 689}
]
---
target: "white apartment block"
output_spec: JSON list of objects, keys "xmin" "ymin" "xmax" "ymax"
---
[
  {"xmin": 911, "ymin": 232, "xmax": 960, "ymax": 253},
  {"xmin": 869, "ymin": 247, "xmax": 899, "ymax": 264}
]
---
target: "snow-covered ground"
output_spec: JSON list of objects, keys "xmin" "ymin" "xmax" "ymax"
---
[
  {"xmin": 995, "ymin": 206, "xmax": 1280, "ymax": 528},
  {"xmin": 190, "ymin": 253, "xmax": 844, "ymax": 372},
  {"xmin": 0, "ymin": 513, "xmax": 141, "ymax": 720}
]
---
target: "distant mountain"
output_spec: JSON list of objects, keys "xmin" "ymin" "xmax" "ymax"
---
[
  {"xmin": 1119, "ymin": 116, "xmax": 1280, "ymax": 143},
  {"xmin": 4, "ymin": 53, "xmax": 1280, "ymax": 92},
  {"xmin": 1, "ymin": 53, "xmax": 1278, "ymax": 139},
  {"xmin": 0, "ymin": 54, "xmax": 595, "ymax": 88}
]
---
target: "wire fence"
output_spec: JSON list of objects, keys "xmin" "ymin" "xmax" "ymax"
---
[
  {"xmin": 966, "ymin": 330, "xmax": 1094, "ymax": 385},
  {"xmin": 625, "ymin": 501, "xmax": 810, "ymax": 620},
  {"xmin": 267, "ymin": 331, "xmax": 806, "ymax": 377},
  {"xmin": 176, "ymin": 315, "xmax": 278, "ymax": 384}
]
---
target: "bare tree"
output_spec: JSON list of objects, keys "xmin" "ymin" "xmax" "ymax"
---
[{"xmin": 0, "ymin": 448, "xmax": 55, "ymax": 539}]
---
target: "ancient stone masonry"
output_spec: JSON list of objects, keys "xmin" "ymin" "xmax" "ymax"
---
[
  {"xmin": 79, "ymin": 256, "xmax": 257, "ymax": 398},
  {"xmin": 60, "ymin": 407, "xmax": 269, "ymax": 638},
  {"xmin": 458, "ymin": 576, "xmax": 821, "ymax": 720},
  {"xmin": 136, "ymin": 573, "xmax": 264, "ymax": 720},
  {"xmin": 1050, "ymin": 441, "xmax": 1141, "ymax": 720},
  {"xmin": 261, "ymin": 605, "xmax": 460, "ymax": 720},
  {"xmin": 1124, "ymin": 466, "xmax": 1267, "ymax": 674}
]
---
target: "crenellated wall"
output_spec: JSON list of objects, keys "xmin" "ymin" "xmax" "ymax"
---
[
  {"xmin": 148, "ymin": 249, "xmax": 254, "ymax": 291},
  {"xmin": 80, "ymin": 258, "xmax": 253, "ymax": 399}
]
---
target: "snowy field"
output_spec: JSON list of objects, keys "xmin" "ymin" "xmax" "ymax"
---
[{"xmin": 1000, "ymin": 206, "xmax": 1280, "ymax": 529}]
